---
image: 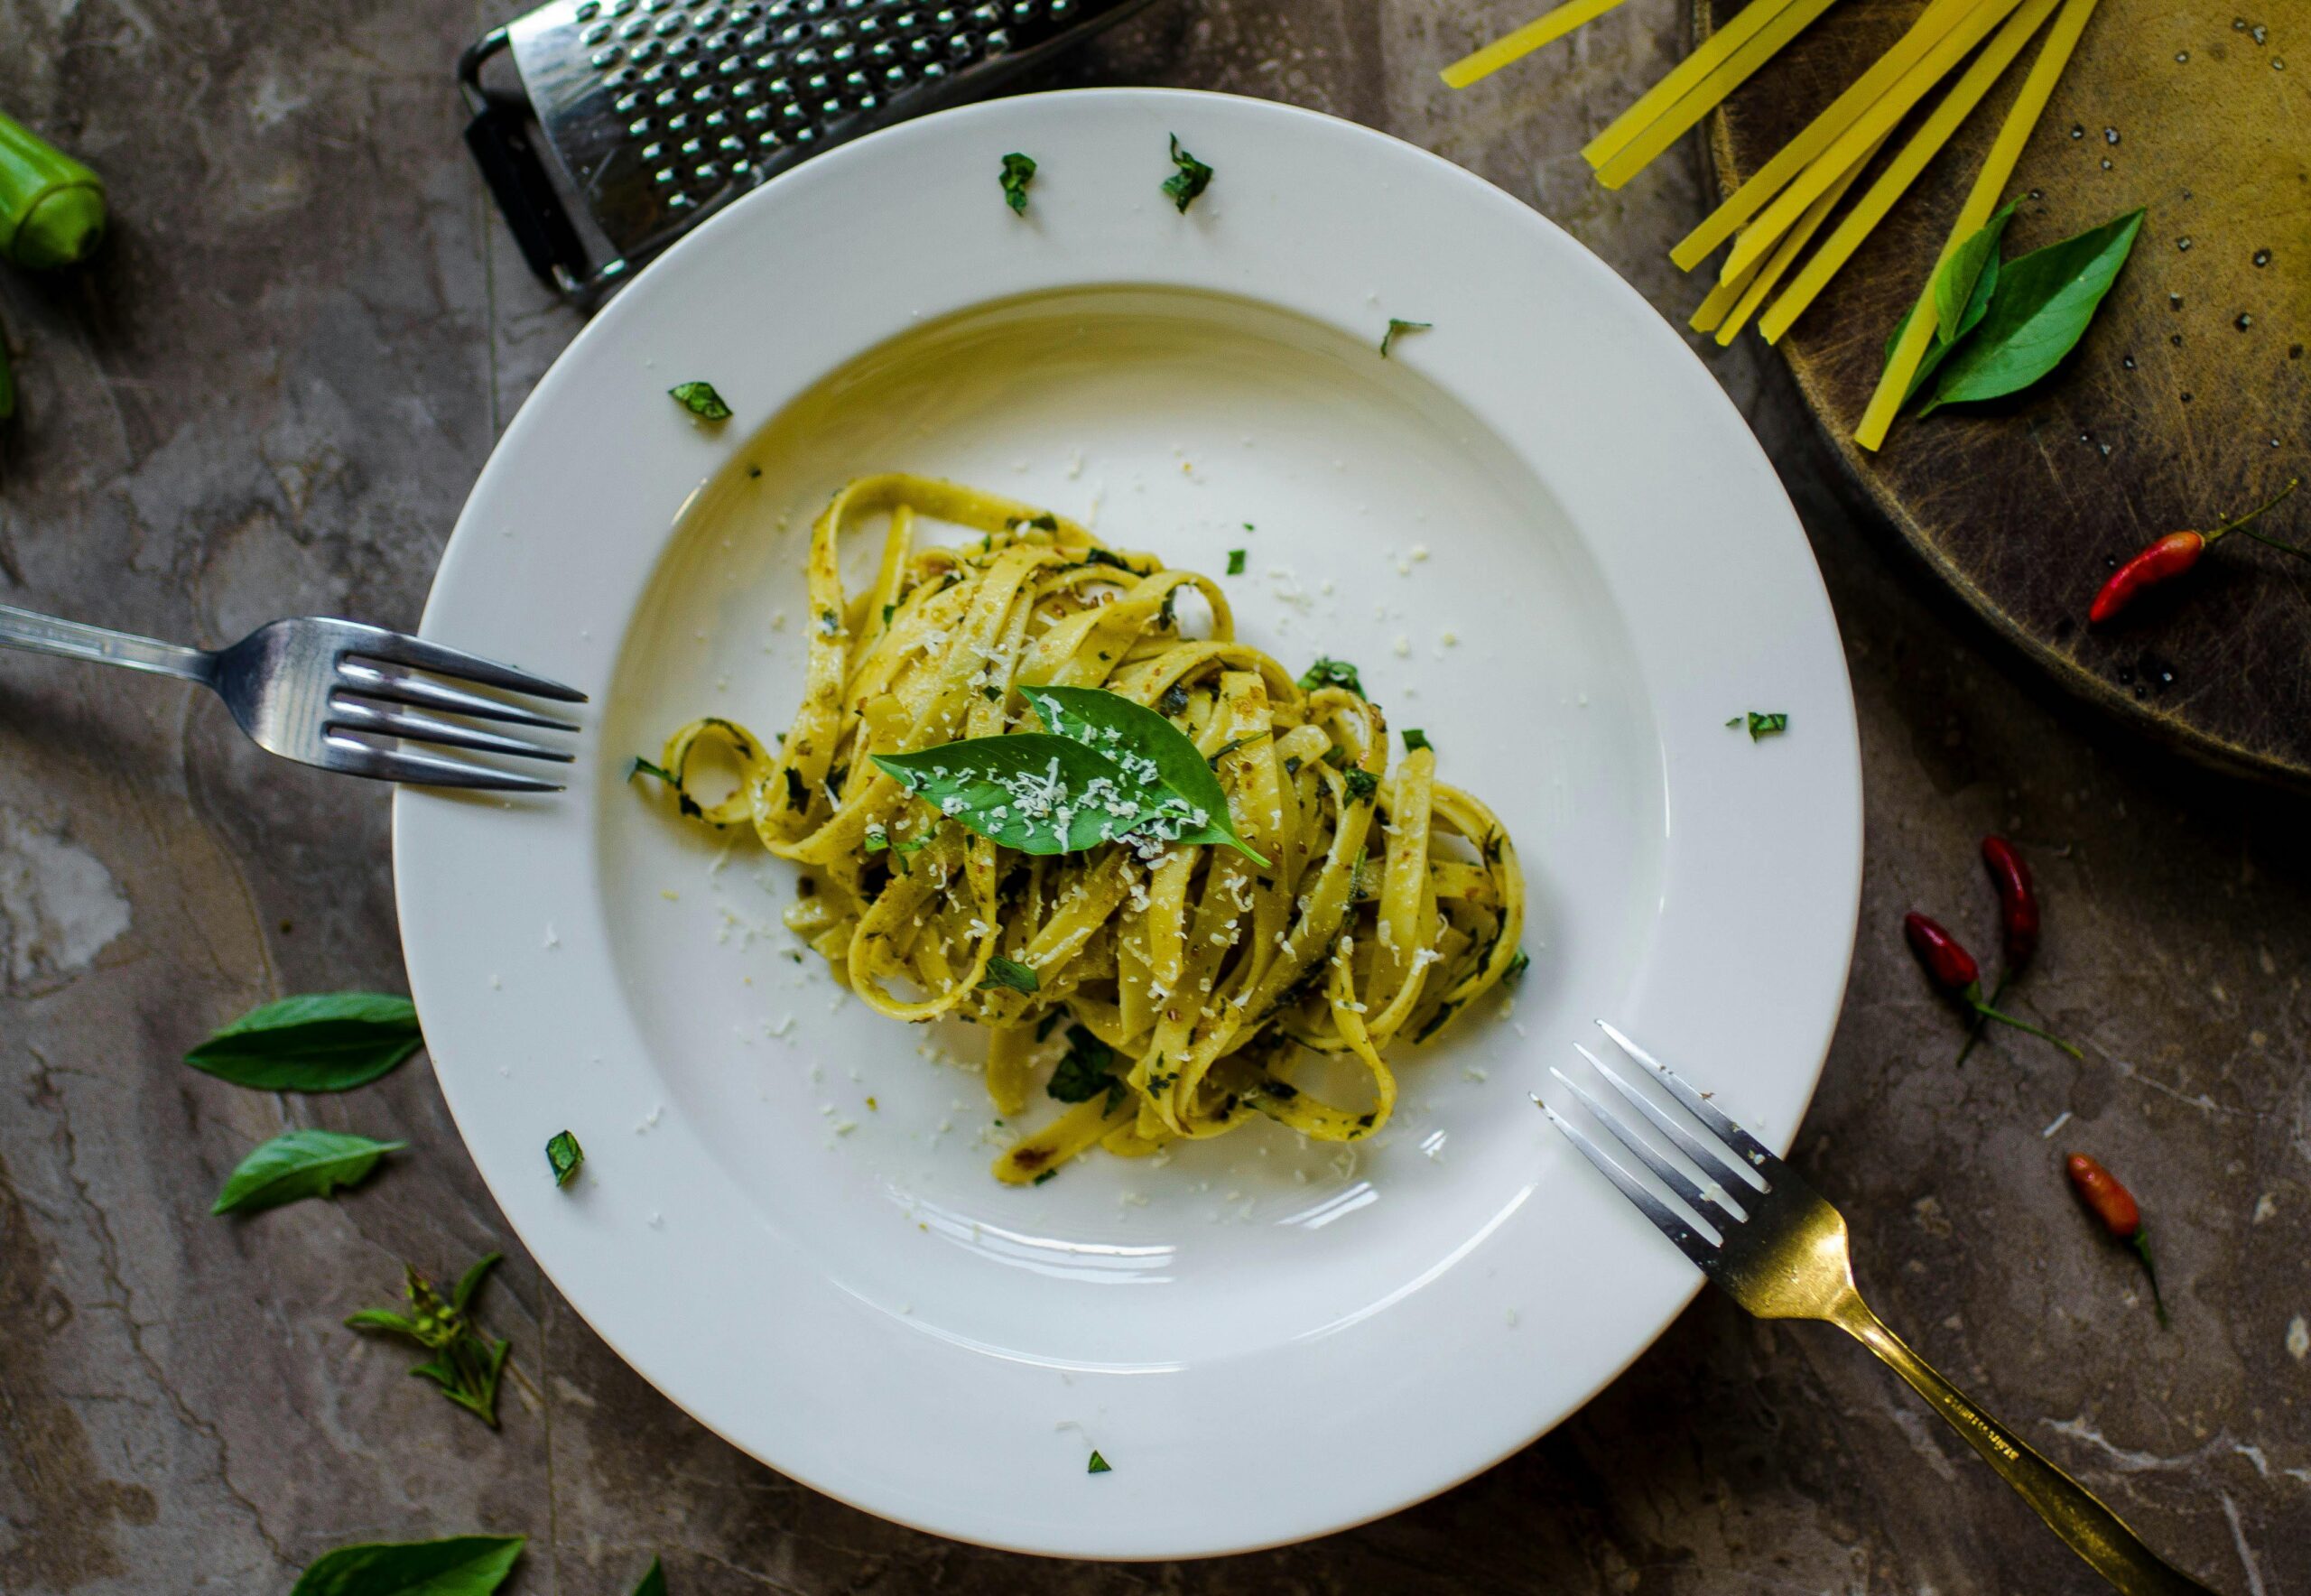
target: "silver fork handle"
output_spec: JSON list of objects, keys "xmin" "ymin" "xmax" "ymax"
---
[
  {"xmin": 0, "ymin": 603, "xmax": 217, "ymax": 686},
  {"xmin": 1834, "ymin": 1297, "xmax": 2216, "ymax": 1595}
]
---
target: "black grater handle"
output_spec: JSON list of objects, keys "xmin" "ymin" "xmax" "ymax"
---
[{"xmin": 459, "ymin": 31, "xmax": 591, "ymax": 293}]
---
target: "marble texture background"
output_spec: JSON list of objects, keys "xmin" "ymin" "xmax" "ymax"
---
[{"xmin": 0, "ymin": 1, "xmax": 2303, "ymax": 1591}]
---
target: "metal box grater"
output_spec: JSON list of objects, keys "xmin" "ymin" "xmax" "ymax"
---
[{"xmin": 459, "ymin": 0, "xmax": 1158, "ymax": 302}]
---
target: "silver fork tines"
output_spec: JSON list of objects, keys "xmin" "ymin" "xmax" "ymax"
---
[{"xmin": 0, "ymin": 603, "xmax": 586, "ymax": 793}]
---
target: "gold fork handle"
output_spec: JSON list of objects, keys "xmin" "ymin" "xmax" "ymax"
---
[{"xmin": 1832, "ymin": 1297, "xmax": 2217, "ymax": 1595}]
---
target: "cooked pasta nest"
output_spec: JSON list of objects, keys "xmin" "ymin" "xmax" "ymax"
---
[{"xmin": 644, "ymin": 474, "xmax": 1525, "ymax": 1183}]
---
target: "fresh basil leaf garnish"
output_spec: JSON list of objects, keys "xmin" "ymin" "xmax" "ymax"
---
[
  {"xmin": 1745, "ymin": 711, "xmax": 1789, "ymax": 740},
  {"xmin": 872, "ymin": 686, "xmax": 1267, "ymax": 864},
  {"xmin": 1297, "ymin": 657, "xmax": 1365, "ymax": 698},
  {"xmin": 211, "ymin": 1129, "xmax": 405, "ymax": 1216},
  {"xmin": 1087, "ymin": 1449, "xmax": 1113, "ymax": 1474},
  {"xmin": 1226, "ymin": 549, "xmax": 1246, "ymax": 575},
  {"xmin": 347, "ymin": 1254, "xmax": 512, "ymax": 1428},
  {"xmin": 1161, "ymin": 135, "xmax": 1212, "ymax": 213},
  {"xmin": 667, "ymin": 381, "xmax": 731, "ymax": 421},
  {"xmin": 632, "ymin": 1556, "xmax": 667, "ymax": 1596},
  {"xmin": 546, "ymin": 1130, "xmax": 584, "ymax": 1187},
  {"xmin": 1403, "ymin": 728, "xmax": 1431, "ymax": 752},
  {"xmin": 978, "ymin": 955, "xmax": 1040, "ymax": 995},
  {"xmin": 1380, "ymin": 318, "xmax": 1432, "ymax": 357},
  {"xmin": 1920, "ymin": 208, "xmax": 2145, "ymax": 415},
  {"xmin": 186, "ymin": 994, "xmax": 423, "ymax": 1092},
  {"xmin": 1047, "ymin": 1025, "xmax": 1118, "ymax": 1103},
  {"xmin": 290, "ymin": 1534, "xmax": 525, "ymax": 1596},
  {"xmin": 999, "ymin": 151, "xmax": 1036, "ymax": 215}
]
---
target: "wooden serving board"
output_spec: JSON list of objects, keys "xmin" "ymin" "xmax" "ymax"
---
[{"xmin": 1694, "ymin": 0, "xmax": 2309, "ymax": 784}]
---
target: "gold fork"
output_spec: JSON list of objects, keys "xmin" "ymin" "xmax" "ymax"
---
[{"xmin": 1543, "ymin": 1022, "xmax": 2217, "ymax": 1596}]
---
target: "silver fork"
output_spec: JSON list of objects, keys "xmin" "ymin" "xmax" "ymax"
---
[
  {"xmin": 1543, "ymin": 1022, "xmax": 2218, "ymax": 1596},
  {"xmin": 0, "ymin": 603, "xmax": 584, "ymax": 793}
]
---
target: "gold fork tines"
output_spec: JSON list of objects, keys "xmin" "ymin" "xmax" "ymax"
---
[{"xmin": 1543, "ymin": 1023, "xmax": 2218, "ymax": 1596}]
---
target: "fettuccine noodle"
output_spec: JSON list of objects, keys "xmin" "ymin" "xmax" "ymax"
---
[{"xmin": 645, "ymin": 474, "xmax": 1524, "ymax": 1183}]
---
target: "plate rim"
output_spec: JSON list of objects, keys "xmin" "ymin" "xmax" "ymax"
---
[{"xmin": 395, "ymin": 84, "xmax": 1864, "ymax": 1558}]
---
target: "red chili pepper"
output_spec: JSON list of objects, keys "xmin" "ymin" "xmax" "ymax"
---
[
  {"xmin": 1903, "ymin": 913, "xmax": 2082, "ymax": 1058},
  {"xmin": 2065, "ymin": 1152, "xmax": 2168, "ymax": 1327},
  {"xmin": 1980, "ymin": 835, "xmax": 2039, "ymax": 970},
  {"xmin": 2090, "ymin": 478, "xmax": 2301, "ymax": 625},
  {"xmin": 1903, "ymin": 912, "xmax": 1978, "ymax": 990}
]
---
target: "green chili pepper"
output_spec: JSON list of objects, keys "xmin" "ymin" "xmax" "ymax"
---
[{"xmin": 0, "ymin": 112, "xmax": 105, "ymax": 269}]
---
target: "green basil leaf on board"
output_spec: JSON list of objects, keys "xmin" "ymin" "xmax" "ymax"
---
[
  {"xmin": 185, "ymin": 994, "xmax": 422, "ymax": 1092},
  {"xmin": 210, "ymin": 1129, "xmax": 406, "ymax": 1216},
  {"xmin": 1933, "ymin": 200, "xmax": 2018, "ymax": 346},
  {"xmin": 1161, "ymin": 135, "xmax": 1212, "ymax": 213},
  {"xmin": 633, "ymin": 1557, "xmax": 669, "ymax": 1596},
  {"xmin": 998, "ymin": 151, "xmax": 1036, "ymax": 215},
  {"xmin": 347, "ymin": 1254, "xmax": 512, "ymax": 1428},
  {"xmin": 289, "ymin": 1535, "xmax": 524, "ymax": 1596},
  {"xmin": 546, "ymin": 1129, "xmax": 584, "ymax": 1187},
  {"xmin": 1920, "ymin": 208, "xmax": 2145, "ymax": 415}
]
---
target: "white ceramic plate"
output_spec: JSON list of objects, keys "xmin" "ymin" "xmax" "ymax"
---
[{"xmin": 395, "ymin": 88, "xmax": 1861, "ymax": 1557}]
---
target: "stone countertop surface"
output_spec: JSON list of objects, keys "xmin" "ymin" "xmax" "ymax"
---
[{"xmin": 0, "ymin": 1, "xmax": 2305, "ymax": 1591}]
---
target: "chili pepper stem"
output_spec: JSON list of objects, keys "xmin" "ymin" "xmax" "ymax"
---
[
  {"xmin": 1969, "ymin": 995, "xmax": 2083, "ymax": 1059},
  {"xmin": 2131, "ymin": 1231, "xmax": 2170, "ymax": 1328},
  {"xmin": 2202, "ymin": 476, "xmax": 2299, "ymax": 545},
  {"xmin": 1954, "ymin": 975, "xmax": 2006, "ymax": 1067},
  {"xmin": 2229, "ymin": 524, "xmax": 2311, "ymax": 562}
]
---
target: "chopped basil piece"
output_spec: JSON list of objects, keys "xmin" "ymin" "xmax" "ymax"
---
[
  {"xmin": 668, "ymin": 381, "xmax": 731, "ymax": 421},
  {"xmin": 1033, "ymin": 1169, "xmax": 1057, "ymax": 1186},
  {"xmin": 978, "ymin": 955, "xmax": 1040, "ymax": 995},
  {"xmin": 1081, "ymin": 545, "xmax": 1135, "ymax": 571},
  {"xmin": 627, "ymin": 755, "xmax": 676, "ymax": 784},
  {"xmin": 1297, "ymin": 656, "xmax": 1365, "ymax": 698},
  {"xmin": 1380, "ymin": 318, "xmax": 1433, "ymax": 357},
  {"xmin": 1725, "ymin": 716, "xmax": 1742, "ymax": 728},
  {"xmin": 1503, "ymin": 948, "xmax": 1530, "ymax": 983},
  {"xmin": 1047, "ymin": 1024, "xmax": 1118, "ymax": 1103},
  {"xmin": 1087, "ymin": 1450, "xmax": 1112, "ymax": 1473},
  {"xmin": 546, "ymin": 1129, "xmax": 584, "ymax": 1187},
  {"xmin": 783, "ymin": 767, "xmax": 808, "ymax": 811},
  {"xmin": 1035, "ymin": 1009, "xmax": 1063, "ymax": 1042},
  {"xmin": 1206, "ymin": 730, "xmax": 1269, "ymax": 768},
  {"xmin": 1225, "ymin": 549, "xmax": 1246, "ymax": 575},
  {"xmin": 1161, "ymin": 134, "xmax": 1212, "ymax": 213},
  {"xmin": 999, "ymin": 151, "xmax": 1036, "ymax": 215},
  {"xmin": 1342, "ymin": 767, "xmax": 1379, "ymax": 803},
  {"xmin": 1158, "ymin": 682, "xmax": 1191, "ymax": 717},
  {"xmin": 1744, "ymin": 711, "xmax": 1789, "ymax": 741},
  {"xmin": 1403, "ymin": 728, "xmax": 1431, "ymax": 753}
]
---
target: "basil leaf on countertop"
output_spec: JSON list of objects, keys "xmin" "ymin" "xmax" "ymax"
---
[
  {"xmin": 211, "ymin": 1129, "xmax": 405, "ymax": 1216},
  {"xmin": 1885, "ymin": 202, "xmax": 2015, "ymax": 404},
  {"xmin": 633, "ymin": 1558, "xmax": 668, "ymax": 1596},
  {"xmin": 290, "ymin": 1534, "xmax": 524, "ymax": 1596},
  {"xmin": 1920, "ymin": 208, "xmax": 2145, "ymax": 415},
  {"xmin": 186, "ymin": 993, "xmax": 422, "ymax": 1092},
  {"xmin": 347, "ymin": 1254, "xmax": 512, "ymax": 1428}
]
